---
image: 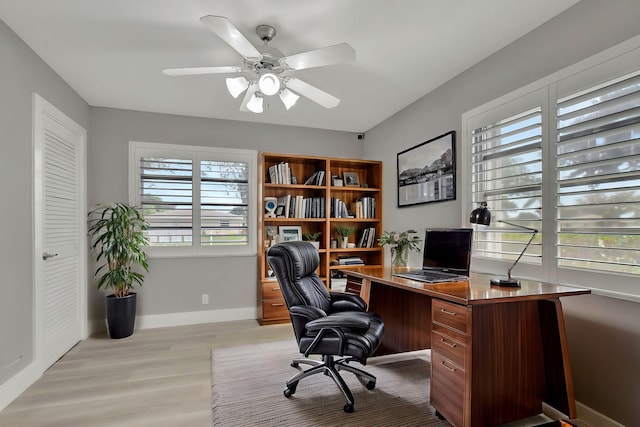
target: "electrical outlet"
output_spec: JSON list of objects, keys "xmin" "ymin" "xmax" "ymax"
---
[{"xmin": 202, "ymin": 293, "xmax": 209, "ymax": 305}]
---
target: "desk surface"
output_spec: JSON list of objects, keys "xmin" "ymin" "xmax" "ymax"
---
[{"xmin": 344, "ymin": 268, "xmax": 590, "ymax": 305}]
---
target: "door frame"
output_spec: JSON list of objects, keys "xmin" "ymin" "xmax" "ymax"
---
[{"xmin": 32, "ymin": 93, "xmax": 88, "ymax": 373}]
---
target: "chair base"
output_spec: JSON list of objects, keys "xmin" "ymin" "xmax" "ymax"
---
[{"xmin": 284, "ymin": 355, "xmax": 377, "ymax": 413}]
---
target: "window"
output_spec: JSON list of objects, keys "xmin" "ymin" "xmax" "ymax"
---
[
  {"xmin": 556, "ymin": 71, "xmax": 640, "ymax": 276},
  {"xmin": 129, "ymin": 142, "xmax": 257, "ymax": 257},
  {"xmin": 463, "ymin": 35, "xmax": 640, "ymax": 300},
  {"xmin": 470, "ymin": 106, "xmax": 543, "ymax": 265}
]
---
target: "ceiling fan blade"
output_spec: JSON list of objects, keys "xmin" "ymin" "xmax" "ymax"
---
[
  {"xmin": 163, "ymin": 66, "xmax": 244, "ymax": 76},
  {"xmin": 280, "ymin": 43, "xmax": 355, "ymax": 71},
  {"xmin": 285, "ymin": 78, "xmax": 340, "ymax": 109},
  {"xmin": 239, "ymin": 83, "xmax": 259, "ymax": 112},
  {"xmin": 200, "ymin": 15, "xmax": 261, "ymax": 59}
]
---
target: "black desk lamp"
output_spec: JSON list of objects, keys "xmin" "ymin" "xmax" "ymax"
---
[{"xmin": 469, "ymin": 202, "xmax": 538, "ymax": 287}]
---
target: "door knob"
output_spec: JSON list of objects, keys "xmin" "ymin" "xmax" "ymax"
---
[{"xmin": 42, "ymin": 252, "xmax": 59, "ymax": 260}]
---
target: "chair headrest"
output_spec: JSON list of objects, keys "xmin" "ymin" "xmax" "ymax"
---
[{"xmin": 267, "ymin": 241, "xmax": 319, "ymax": 279}]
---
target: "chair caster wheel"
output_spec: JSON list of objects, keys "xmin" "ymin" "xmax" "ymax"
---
[
  {"xmin": 284, "ymin": 382, "xmax": 297, "ymax": 398},
  {"xmin": 291, "ymin": 362, "xmax": 299, "ymax": 368},
  {"xmin": 366, "ymin": 380, "xmax": 376, "ymax": 390},
  {"xmin": 343, "ymin": 403, "xmax": 354, "ymax": 413}
]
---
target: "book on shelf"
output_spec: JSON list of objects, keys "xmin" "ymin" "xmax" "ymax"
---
[
  {"xmin": 357, "ymin": 227, "xmax": 377, "ymax": 248},
  {"xmin": 330, "ymin": 197, "xmax": 350, "ymax": 218},
  {"xmin": 303, "ymin": 170, "xmax": 325, "ymax": 186},
  {"xmin": 268, "ymin": 162, "xmax": 295, "ymax": 184}
]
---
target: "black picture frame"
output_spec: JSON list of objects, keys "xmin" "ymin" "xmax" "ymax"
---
[{"xmin": 397, "ymin": 130, "xmax": 456, "ymax": 207}]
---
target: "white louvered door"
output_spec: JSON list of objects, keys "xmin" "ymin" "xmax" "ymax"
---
[{"xmin": 34, "ymin": 95, "xmax": 86, "ymax": 371}]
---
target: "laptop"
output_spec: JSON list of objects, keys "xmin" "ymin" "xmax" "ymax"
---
[{"xmin": 393, "ymin": 228, "xmax": 473, "ymax": 283}]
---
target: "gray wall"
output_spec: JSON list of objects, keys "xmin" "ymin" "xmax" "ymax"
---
[
  {"xmin": 362, "ymin": 1, "xmax": 640, "ymax": 425},
  {"xmin": 88, "ymin": 107, "xmax": 362, "ymax": 321},
  {"xmin": 0, "ymin": 19, "xmax": 90, "ymax": 384}
]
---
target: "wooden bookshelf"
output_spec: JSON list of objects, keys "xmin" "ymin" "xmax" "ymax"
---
[{"xmin": 258, "ymin": 152, "xmax": 383, "ymax": 324}]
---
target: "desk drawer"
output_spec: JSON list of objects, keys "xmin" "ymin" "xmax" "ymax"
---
[
  {"xmin": 432, "ymin": 329, "xmax": 466, "ymax": 368},
  {"xmin": 262, "ymin": 281, "xmax": 283, "ymax": 299},
  {"xmin": 431, "ymin": 352, "xmax": 465, "ymax": 427},
  {"xmin": 262, "ymin": 299, "xmax": 289, "ymax": 320},
  {"xmin": 345, "ymin": 277, "xmax": 363, "ymax": 295},
  {"xmin": 433, "ymin": 299, "xmax": 469, "ymax": 334}
]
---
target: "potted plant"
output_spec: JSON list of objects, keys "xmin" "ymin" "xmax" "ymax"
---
[
  {"xmin": 303, "ymin": 231, "xmax": 322, "ymax": 249},
  {"xmin": 335, "ymin": 225, "xmax": 356, "ymax": 248},
  {"xmin": 378, "ymin": 229, "xmax": 422, "ymax": 268},
  {"xmin": 88, "ymin": 203, "xmax": 149, "ymax": 339}
]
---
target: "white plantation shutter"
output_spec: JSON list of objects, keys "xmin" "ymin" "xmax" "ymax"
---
[
  {"xmin": 556, "ymin": 71, "xmax": 640, "ymax": 275},
  {"xmin": 140, "ymin": 157, "xmax": 193, "ymax": 246},
  {"xmin": 130, "ymin": 142, "xmax": 256, "ymax": 257},
  {"xmin": 200, "ymin": 160, "xmax": 249, "ymax": 246},
  {"xmin": 470, "ymin": 107, "xmax": 543, "ymax": 264}
]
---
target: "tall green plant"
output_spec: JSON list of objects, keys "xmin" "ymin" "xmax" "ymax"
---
[{"xmin": 88, "ymin": 203, "xmax": 149, "ymax": 298}]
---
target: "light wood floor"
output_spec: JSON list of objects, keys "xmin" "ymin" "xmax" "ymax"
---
[
  {"xmin": 0, "ymin": 320, "xmax": 589, "ymax": 427},
  {"xmin": 0, "ymin": 320, "xmax": 293, "ymax": 427}
]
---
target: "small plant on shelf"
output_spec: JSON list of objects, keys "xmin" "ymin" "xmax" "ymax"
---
[
  {"xmin": 303, "ymin": 231, "xmax": 322, "ymax": 241},
  {"xmin": 304, "ymin": 231, "xmax": 322, "ymax": 249},
  {"xmin": 335, "ymin": 225, "xmax": 356, "ymax": 248}
]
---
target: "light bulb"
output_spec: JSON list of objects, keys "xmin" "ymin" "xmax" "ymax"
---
[
  {"xmin": 246, "ymin": 94, "xmax": 264, "ymax": 113},
  {"xmin": 258, "ymin": 73, "xmax": 280, "ymax": 96},
  {"xmin": 279, "ymin": 89, "xmax": 300, "ymax": 110},
  {"xmin": 225, "ymin": 77, "xmax": 249, "ymax": 98}
]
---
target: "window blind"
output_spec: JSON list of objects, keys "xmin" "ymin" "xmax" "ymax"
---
[
  {"xmin": 140, "ymin": 157, "xmax": 193, "ymax": 246},
  {"xmin": 200, "ymin": 160, "xmax": 249, "ymax": 246},
  {"xmin": 471, "ymin": 107, "xmax": 543, "ymax": 264},
  {"xmin": 556, "ymin": 72, "xmax": 640, "ymax": 275}
]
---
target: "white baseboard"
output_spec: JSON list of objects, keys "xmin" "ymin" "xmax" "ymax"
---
[
  {"xmin": 135, "ymin": 307, "xmax": 257, "ymax": 330},
  {"xmin": 577, "ymin": 400, "xmax": 624, "ymax": 427},
  {"xmin": 89, "ymin": 307, "xmax": 258, "ymax": 334},
  {"xmin": 0, "ymin": 361, "xmax": 41, "ymax": 412}
]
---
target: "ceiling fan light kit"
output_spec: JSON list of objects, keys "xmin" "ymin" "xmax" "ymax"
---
[
  {"xmin": 163, "ymin": 15, "xmax": 355, "ymax": 114},
  {"xmin": 226, "ymin": 76, "xmax": 250, "ymax": 98}
]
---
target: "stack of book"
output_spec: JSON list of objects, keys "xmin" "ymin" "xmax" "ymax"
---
[
  {"xmin": 336, "ymin": 256, "xmax": 364, "ymax": 265},
  {"xmin": 330, "ymin": 197, "xmax": 351, "ymax": 218},
  {"xmin": 276, "ymin": 195, "xmax": 325, "ymax": 218},
  {"xmin": 351, "ymin": 196, "xmax": 376, "ymax": 218}
]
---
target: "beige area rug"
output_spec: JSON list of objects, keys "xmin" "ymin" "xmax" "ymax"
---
[{"xmin": 211, "ymin": 340, "xmax": 449, "ymax": 427}]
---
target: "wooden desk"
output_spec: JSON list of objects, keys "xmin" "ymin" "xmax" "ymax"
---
[{"xmin": 343, "ymin": 268, "xmax": 590, "ymax": 427}]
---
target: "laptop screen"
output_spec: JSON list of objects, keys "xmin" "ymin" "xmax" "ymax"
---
[{"xmin": 421, "ymin": 228, "xmax": 473, "ymax": 276}]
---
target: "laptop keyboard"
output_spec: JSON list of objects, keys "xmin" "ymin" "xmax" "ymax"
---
[{"xmin": 393, "ymin": 270, "xmax": 466, "ymax": 283}]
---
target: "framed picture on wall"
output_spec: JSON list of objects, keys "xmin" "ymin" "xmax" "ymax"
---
[
  {"xmin": 278, "ymin": 225, "xmax": 302, "ymax": 242},
  {"xmin": 397, "ymin": 130, "xmax": 456, "ymax": 207}
]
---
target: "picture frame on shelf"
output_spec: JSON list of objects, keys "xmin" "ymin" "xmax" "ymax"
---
[
  {"xmin": 343, "ymin": 172, "xmax": 360, "ymax": 187},
  {"xmin": 397, "ymin": 130, "xmax": 456, "ymax": 207},
  {"xmin": 279, "ymin": 225, "xmax": 302, "ymax": 242}
]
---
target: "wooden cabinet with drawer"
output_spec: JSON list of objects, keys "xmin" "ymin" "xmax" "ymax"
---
[
  {"xmin": 259, "ymin": 280, "xmax": 289, "ymax": 324},
  {"xmin": 431, "ymin": 299, "xmax": 471, "ymax": 427}
]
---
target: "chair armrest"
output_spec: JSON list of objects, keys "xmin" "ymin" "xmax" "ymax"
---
[
  {"xmin": 290, "ymin": 305, "xmax": 326, "ymax": 321},
  {"xmin": 306, "ymin": 314, "xmax": 370, "ymax": 332},
  {"xmin": 329, "ymin": 292, "xmax": 368, "ymax": 312}
]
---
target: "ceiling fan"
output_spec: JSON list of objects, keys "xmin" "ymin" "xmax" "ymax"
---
[{"xmin": 163, "ymin": 15, "xmax": 356, "ymax": 113}]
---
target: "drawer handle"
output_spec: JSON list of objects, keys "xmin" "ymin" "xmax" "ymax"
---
[
  {"xmin": 440, "ymin": 338, "xmax": 457, "ymax": 348},
  {"xmin": 440, "ymin": 360, "xmax": 456, "ymax": 372},
  {"xmin": 271, "ymin": 303, "xmax": 284, "ymax": 307},
  {"xmin": 271, "ymin": 287, "xmax": 280, "ymax": 291},
  {"xmin": 440, "ymin": 308, "xmax": 457, "ymax": 316}
]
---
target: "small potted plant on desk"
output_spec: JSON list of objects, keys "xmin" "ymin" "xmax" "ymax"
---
[
  {"xmin": 303, "ymin": 231, "xmax": 322, "ymax": 250},
  {"xmin": 88, "ymin": 203, "xmax": 149, "ymax": 339},
  {"xmin": 335, "ymin": 225, "xmax": 356, "ymax": 249}
]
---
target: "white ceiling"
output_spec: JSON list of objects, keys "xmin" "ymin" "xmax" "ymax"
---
[{"xmin": 0, "ymin": 0, "xmax": 580, "ymax": 132}]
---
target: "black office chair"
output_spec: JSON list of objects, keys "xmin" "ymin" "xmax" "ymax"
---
[{"xmin": 266, "ymin": 241, "xmax": 384, "ymax": 413}]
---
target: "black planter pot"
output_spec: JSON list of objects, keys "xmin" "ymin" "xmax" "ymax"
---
[{"xmin": 105, "ymin": 292, "xmax": 137, "ymax": 339}]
